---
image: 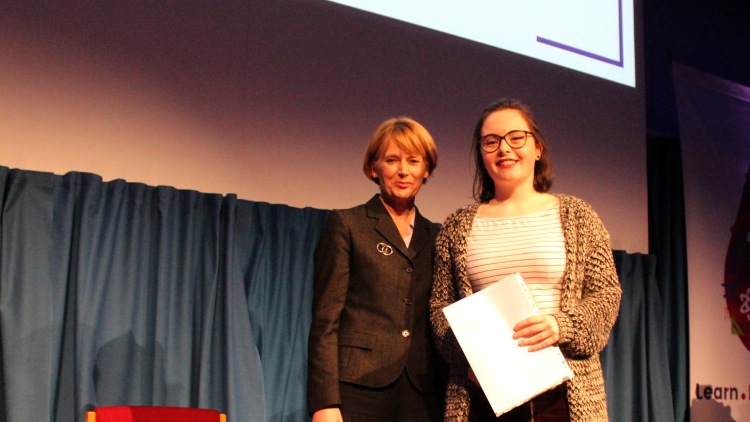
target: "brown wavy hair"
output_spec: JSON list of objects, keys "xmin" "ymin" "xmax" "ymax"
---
[{"xmin": 472, "ymin": 99, "xmax": 553, "ymax": 202}]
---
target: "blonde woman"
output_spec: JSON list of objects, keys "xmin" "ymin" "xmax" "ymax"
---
[{"xmin": 308, "ymin": 117, "xmax": 441, "ymax": 422}]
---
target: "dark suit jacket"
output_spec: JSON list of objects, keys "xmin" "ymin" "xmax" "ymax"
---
[{"xmin": 307, "ymin": 195, "xmax": 439, "ymax": 414}]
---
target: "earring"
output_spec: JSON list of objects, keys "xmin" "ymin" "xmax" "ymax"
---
[{"xmin": 536, "ymin": 155, "xmax": 541, "ymax": 160}]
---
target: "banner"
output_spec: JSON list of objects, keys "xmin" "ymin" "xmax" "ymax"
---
[{"xmin": 674, "ymin": 62, "xmax": 750, "ymax": 421}]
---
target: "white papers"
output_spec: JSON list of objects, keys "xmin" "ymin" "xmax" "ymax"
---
[{"xmin": 442, "ymin": 273, "xmax": 573, "ymax": 416}]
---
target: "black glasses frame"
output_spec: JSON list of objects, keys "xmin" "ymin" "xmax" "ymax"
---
[{"xmin": 479, "ymin": 130, "xmax": 534, "ymax": 153}]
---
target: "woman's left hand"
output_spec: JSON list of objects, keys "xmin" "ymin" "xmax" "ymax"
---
[{"xmin": 512, "ymin": 315, "xmax": 560, "ymax": 352}]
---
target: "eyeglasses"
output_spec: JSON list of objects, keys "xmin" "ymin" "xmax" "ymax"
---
[{"xmin": 479, "ymin": 130, "xmax": 534, "ymax": 153}]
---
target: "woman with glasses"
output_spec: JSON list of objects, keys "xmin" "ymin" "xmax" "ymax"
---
[
  {"xmin": 430, "ymin": 99, "xmax": 621, "ymax": 422},
  {"xmin": 308, "ymin": 117, "xmax": 442, "ymax": 422}
]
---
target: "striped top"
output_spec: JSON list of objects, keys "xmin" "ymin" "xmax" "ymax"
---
[{"xmin": 466, "ymin": 206, "xmax": 566, "ymax": 314}]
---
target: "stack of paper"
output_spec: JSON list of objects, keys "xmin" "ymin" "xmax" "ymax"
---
[{"xmin": 442, "ymin": 273, "xmax": 573, "ymax": 416}]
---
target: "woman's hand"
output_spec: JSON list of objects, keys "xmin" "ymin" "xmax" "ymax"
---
[
  {"xmin": 512, "ymin": 315, "xmax": 560, "ymax": 352},
  {"xmin": 312, "ymin": 407, "xmax": 343, "ymax": 422}
]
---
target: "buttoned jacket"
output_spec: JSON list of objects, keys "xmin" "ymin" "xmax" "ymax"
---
[{"xmin": 307, "ymin": 195, "xmax": 439, "ymax": 414}]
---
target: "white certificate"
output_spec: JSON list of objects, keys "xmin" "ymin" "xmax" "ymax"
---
[{"xmin": 442, "ymin": 273, "xmax": 574, "ymax": 416}]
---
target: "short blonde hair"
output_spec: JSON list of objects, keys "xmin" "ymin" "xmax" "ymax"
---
[{"xmin": 363, "ymin": 117, "xmax": 438, "ymax": 185}]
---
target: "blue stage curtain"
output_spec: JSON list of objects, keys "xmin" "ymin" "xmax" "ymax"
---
[
  {"xmin": 601, "ymin": 251, "xmax": 675, "ymax": 422},
  {"xmin": 0, "ymin": 167, "xmax": 326, "ymax": 422},
  {"xmin": 235, "ymin": 200, "xmax": 329, "ymax": 422},
  {"xmin": 0, "ymin": 165, "xmax": 679, "ymax": 422},
  {"xmin": 646, "ymin": 135, "xmax": 690, "ymax": 422}
]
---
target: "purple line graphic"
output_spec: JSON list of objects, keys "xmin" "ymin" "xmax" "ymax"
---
[{"xmin": 536, "ymin": 0, "xmax": 624, "ymax": 68}]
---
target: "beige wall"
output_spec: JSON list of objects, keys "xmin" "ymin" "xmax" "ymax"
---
[{"xmin": 0, "ymin": 0, "xmax": 647, "ymax": 252}]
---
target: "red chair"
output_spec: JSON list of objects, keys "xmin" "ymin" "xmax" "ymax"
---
[{"xmin": 85, "ymin": 406, "xmax": 226, "ymax": 422}]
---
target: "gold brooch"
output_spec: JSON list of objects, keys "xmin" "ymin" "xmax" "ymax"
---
[{"xmin": 377, "ymin": 242, "xmax": 393, "ymax": 256}]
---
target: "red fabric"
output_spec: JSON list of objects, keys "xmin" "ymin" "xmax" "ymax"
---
[{"xmin": 95, "ymin": 406, "xmax": 220, "ymax": 422}]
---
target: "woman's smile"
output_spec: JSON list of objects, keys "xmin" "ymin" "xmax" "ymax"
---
[{"xmin": 495, "ymin": 158, "xmax": 519, "ymax": 167}]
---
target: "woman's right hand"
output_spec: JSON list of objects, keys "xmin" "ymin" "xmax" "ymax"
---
[
  {"xmin": 312, "ymin": 407, "xmax": 343, "ymax": 422},
  {"xmin": 513, "ymin": 314, "xmax": 560, "ymax": 352}
]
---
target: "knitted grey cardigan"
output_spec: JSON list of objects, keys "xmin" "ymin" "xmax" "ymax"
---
[{"xmin": 430, "ymin": 195, "xmax": 621, "ymax": 422}]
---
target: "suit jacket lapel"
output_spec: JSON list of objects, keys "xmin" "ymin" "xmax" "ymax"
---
[
  {"xmin": 406, "ymin": 209, "xmax": 430, "ymax": 260},
  {"xmin": 366, "ymin": 195, "xmax": 413, "ymax": 261}
]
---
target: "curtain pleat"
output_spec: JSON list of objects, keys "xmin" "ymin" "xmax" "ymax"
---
[
  {"xmin": 602, "ymin": 251, "xmax": 675, "ymax": 422},
  {"xmin": 0, "ymin": 165, "xmax": 682, "ymax": 422},
  {"xmin": 237, "ymin": 201, "xmax": 329, "ymax": 422},
  {"xmin": 647, "ymin": 135, "xmax": 690, "ymax": 422},
  {"xmin": 0, "ymin": 170, "xmax": 64, "ymax": 422}
]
